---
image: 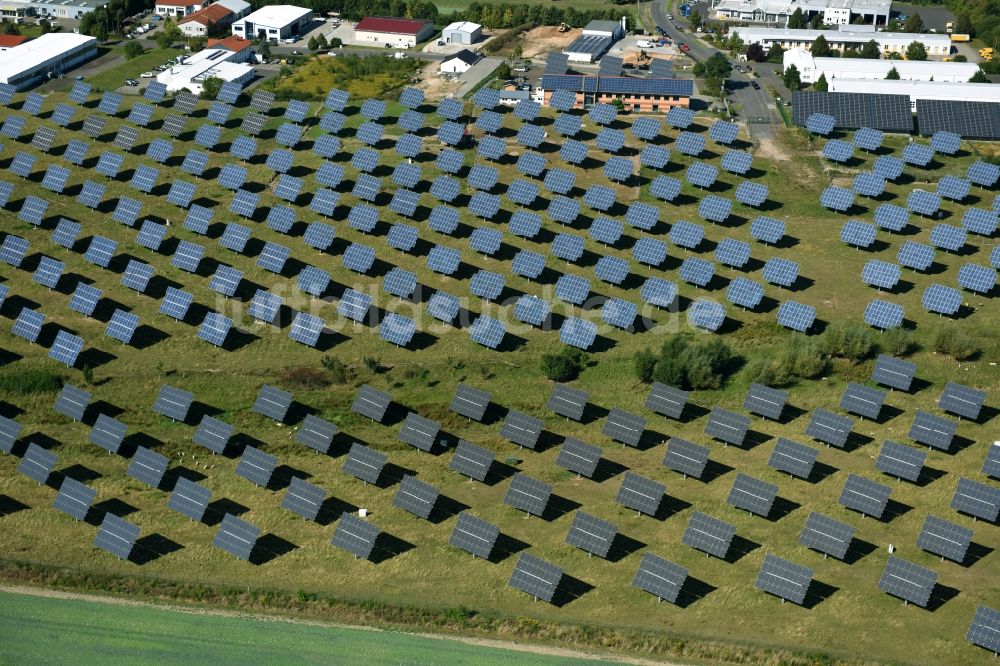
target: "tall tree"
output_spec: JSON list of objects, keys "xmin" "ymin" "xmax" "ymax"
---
[
  {"xmin": 783, "ymin": 63, "xmax": 801, "ymax": 90},
  {"xmin": 787, "ymin": 8, "xmax": 806, "ymax": 29},
  {"xmin": 969, "ymin": 69, "xmax": 990, "ymax": 83},
  {"xmin": 906, "ymin": 41, "xmax": 927, "ymax": 61},
  {"xmin": 860, "ymin": 39, "xmax": 879, "ymax": 59},
  {"xmin": 811, "ymin": 34, "xmax": 832, "ymax": 57},
  {"xmin": 902, "ymin": 13, "xmax": 924, "ymax": 33},
  {"xmin": 766, "ymin": 43, "xmax": 785, "ymax": 63},
  {"xmin": 885, "ymin": 66, "xmax": 900, "ymax": 80},
  {"xmin": 814, "ymin": 73, "xmax": 829, "ymax": 91},
  {"xmin": 955, "ymin": 13, "xmax": 974, "ymax": 37},
  {"xmin": 746, "ymin": 43, "xmax": 766, "ymax": 62}
]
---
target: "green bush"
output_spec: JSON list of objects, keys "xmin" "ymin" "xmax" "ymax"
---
[
  {"xmin": 743, "ymin": 357, "xmax": 792, "ymax": 387},
  {"xmin": 320, "ymin": 356, "xmax": 350, "ymax": 383},
  {"xmin": 931, "ymin": 327, "xmax": 980, "ymax": 361},
  {"xmin": 0, "ymin": 368, "xmax": 63, "ymax": 394},
  {"xmin": 541, "ymin": 348, "xmax": 588, "ymax": 382},
  {"xmin": 782, "ymin": 337, "xmax": 827, "ymax": 379},
  {"xmin": 880, "ymin": 328, "xmax": 916, "ymax": 357},
  {"xmin": 634, "ymin": 335, "xmax": 737, "ymax": 389},
  {"xmin": 633, "ymin": 349, "xmax": 657, "ymax": 383},
  {"xmin": 821, "ymin": 321, "xmax": 875, "ymax": 363}
]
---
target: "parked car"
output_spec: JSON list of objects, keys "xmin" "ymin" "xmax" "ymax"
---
[
  {"xmin": 666, "ymin": 13, "xmax": 674, "ymax": 20},
  {"xmin": 290, "ymin": 50, "xmax": 302, "ymax": 55},
  {"xmin": 751, "ymin": 81, "xmax": 760, "ymax": 89},
  {"xmin": 140, "ymin": 71, "xmax": 154, "ymax": 78},
  {"xmin": 125, "ymin": 79, "xmax": 139, "ymax": 86},
  {"xmin": 679, "ymin": 43, "xmax": 690, "ymax": 52}
]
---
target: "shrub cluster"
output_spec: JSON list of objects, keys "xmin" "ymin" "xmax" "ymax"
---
[
  {"xmin": 542, "ymin": 348, "xmax": 588, "ymax": 382},
  {"xmin": 633, "ymin": 336, "xmax": 735, "ymax": 390}
]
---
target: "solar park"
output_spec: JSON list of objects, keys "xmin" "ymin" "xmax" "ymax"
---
[{"xmin": 0, "ymin": 77, "xmax": 996, "ymax": 666}]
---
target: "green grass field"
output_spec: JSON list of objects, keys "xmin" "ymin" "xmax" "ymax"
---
[
  {"xmin": 0, "ymin": 59, "xmax": 997, "ymax": 665},
  {"xmin": 0, "ymin": 591, "xmax": 608, "ymax": 664}
]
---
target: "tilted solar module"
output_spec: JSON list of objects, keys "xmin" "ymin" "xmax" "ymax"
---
[
  {"xmin": 864, "ymin": 299, "xmax": 904, "ymax": 330},
  {"xmin": 450, "ymin": 439, "xmax": 494, "ymax": 482},
  {"xmin": 509, "ymin": 553, "xmax": 562, "ymax": 603},
  {"xmin": 982, "ymin": 443, "xmax": 1000, "ymax": 479},
  {"xmin": 427, "ymin": 291, "xmax": 460, "ymax": 323},
  {"xmin": 687, "ymin": 299, "xmax": 726, "ymax": 332},
  {"xmin": 559, "ymin": 138, "xmax": 587, "ymax": 164},
  {"xmin": 501, "ymin": 411, "xmax": 543, "ymax": 450},
  {"xmin": 706, "ymin": 407, "xmax": 749, "ymax": 447},
  {"xmin": 566, "ymin": 511, "xmax": 618, "ymax": 558},
  {"xmin": 54, "ymin": 385, "xmax": 91, "ymax": 422},
  {"xmin": 633, "ymin": 553, "xmax": 687, "ymax": 604},
  {"xmin": 744, "ymin": 383, "xmax": 788, "ymax": 421},
  {"xmin": 683, "ymin": 511, "xmax": 735, "ymax": 559},
  {"xmin": 841, "ymin": 220, "xmax": 877, "ymax": 248},
  {"xmin": 469, "ymin": 315, "xmax": 505, "ymax": 349},
  {"xmin": 127, "ymin": 446, "xmax": 169, "ymax": 488},
  {"xmin": 871, "ymin": 354, "xmax": 916, "ymax": 391},
  {"xmin": 105, "ymin": 310, "xmax": 139, "ymax": 345},
  {"xmin": 853, "ymin": 127, "xmax": 883, "ymax": 151},
  {"xmin": 922, "ymin": 284, "xmax": 962, "ymax": 316},
  {"xmin": 769, "ymin": 437, "xmax": 818, "ymax": 480},
  {"xmin": 197, "ymin": 312, "xmax": 232, "ymax": 348},
  {"xmin": 48, "ymin": 331, "xmax": 83, "ymax": 368},
  {"xmin": 728, "ymin": 473, "xmax": 778, "ymax": 517},
  {"xmin": 840, "ymin": 382, "xmax": 886, "ymax": 420},
  {"xmin": 552, "ymin": 233, "xmax": 585, "ymax": 262},
  {"xmin": 633, "ymin": 238, "xmax": 667, "ymax": 266},
  {"xmin": 351, "ymin": 385, "xmax": 391, "ymax": 423},
  {"xmin": 878, "ymin": 556, "xmax": 937, "ymax": 607},
  {"xmin": 839, "ymin": 473, "xmax": 891, "ymax": 518},
  {"xmin": 777, "ymin": 301, "xmax": 816, "ymax": 332},
  {"xmin": 917, "ymin": 515, "xmax": 972, "ymax": 563},
  {"xmin": 929, "ymin": 223, "xmax": 966, "ymax": 252},
  {"xmin": 12, "ymin": 308, "xmax": 44, "ymax": 343},
  {"xmin": 159, "ymin": 287, "xmax": 193, "ymax": 322},
  {"xmin": 168, "ymin": 477, "xmax": 211, "ymax": 522},
  {"xmin": 330, "ymin": 513, "xmax": 380, "ymax": 560},
  {"xmin": 820, "ymin": 186, "xmax": 855, "ymax": 212},
  {"xmin": 675, "ymin": 131, "xmax": 705, "ymax": 156},
  {"xmin": 853, "ymin": 172, "xmax": 885, "ymax": 198},
  {"xmin": 295, "ymin": 414, "xmax": 338, "ymax": 454},
  {"xmin": 667, "ymin": 106, "xmax": 694, "ymax": 128},
  {"xmin": 449, "ymin": 513, "xmax": 500, "ymax": 559},
  {"xmin": 18, "ymin": 443, "xmax": 57, "ymax": 484},
  {"xmin": 699, "ymin": 195, "xmax": 732, "ymax": 223},
  {"xmin": 755, "ymin": 555, "xmax": 813, "ymax": 605},
  {"xmin": 0, "ymin": 416, "xmax": 22, "ymax": 454},
  {"xmin": 121, "ymin": 259, "xmax": 154, "ymax": 293},
  {"xmin": 800, "ymin": 512, "xmax": 855, "ymax": 560},
  {"xmin": 602, "ymin": 298, "xmax": 637, "ymax": 330},
  {"xmin": 555, "ymin": 274, "xmax": 590, "ymax": 305},
  {"xmin": 823, "ymin": 139, "xmax": 853, "ymax": 163},
  {"xmin": 505, "ymin": 473, "xmax": 552, "ymax": 517},
  {"xmin": 806, "ymin": 112, "xmax": 836, "ymax": 135},
  {"xmin": 192, "ymin": 416, "xmax": 234, "ymax": 454},
  {"xmin": 33, "ymin": 256, "xmax": 64, "ymax": 289},
  {"xmin": 939, "ymin": 381, "xmax": 985, "ymax": 420},
  {"xmin": 716, "ymin": 238, "xmax": 752, "ymax": 269},
  {"xmin": 236, "ymin": 445, "xmax": 278, "ymax": 487},
  {"xmin": 514, "ymin": 294, "xmax": 549, "ymax": 325},
  {"xmin": 595, "ymin": 255, "xmax": 629, "ymax": 285},
  {"xmin": 52, "ymin": 477, "xmax": 96, "ymax": 521},
  {"xmin": 213, "ymin": 514, "xmax": 260, "ymax": 561},
  {"xmin": 94, "ymin": 514, "xmax": 140, "ymax": 560},
  {"xmin": 560, "ymin": 317, "xmax": 597, "ymax": 350},
  {"xmin": 0, "ymin": 235, "xmax": 28, "ymax": 267},
  {"xmin": 679, "ymin": 257, "xmax": 715, "ymax": 287},
  {"xmin": 9, "ymin": 150, "xmax": 36, "ymax": 177},
  {"xmin": 957, "ymin": 263, "xmax": 996, "ymax": 294},
  {"xmin": 394, "ymin": 475, "xmax": 440, "ymax": 519},
  {"xmin": 343, "ymin": 442, "xmax": 387, "ymax": 484},
  {"xmin": 952, "ymin": 477, "xmax": 1000, "ymax": 522}
]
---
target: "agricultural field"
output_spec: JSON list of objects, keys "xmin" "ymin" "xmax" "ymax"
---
[
  {"xmin": 0, "ymin": 590, "xmax": 603, "ymax": 664},
  {"xmin": 0, "ymin": 60, "xmax": 997, "ymax": 665}
]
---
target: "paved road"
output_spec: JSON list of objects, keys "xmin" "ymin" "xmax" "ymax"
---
[{"xmin": 646, "ymin": 0, "xmax": 778, "ymax": 139}]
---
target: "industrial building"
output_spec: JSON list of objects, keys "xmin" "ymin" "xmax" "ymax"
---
[
  {"xmin": 563, "ymin": 19, "xmax": 625, "ymax": 63},
  {"xmin": 828, "ymin": 78, "xmax": 1000, "ymax": 111},
  {"xmin": 441, "ymin": 21, "xmax": 482, "ymax": 45},
  {"xmin": 0, "ymin": 33, "xmax": 97, "ymax": 90},
  {"xmin": 439, "ymin": 49, "xmax": 481, "ymax": 74},
  {"xmin": 732, "ymin": 26, "xmax": 953, "ymax": 57},
  {"xmin": 353, "ymin": 16, "xmax": 436, "ymax": 48},
  {"xmin": 715, "ymin": 0, "xmax": 891, "ymax": 26},
  {"xmin": 784, "ymin": 49, "xmax": 980, "ymax": 84},
  {"xmin": 156, "ymin": 47, "xmax": 254, "ymax": 95},
  {"xmin": 154, "ymin": 0, "xmax": 205, "ymax": 18},
  {"xmin": 4, "ymin": 0, "xmax": 105, "ymax": 19},
  {"xmin": 0, "ymin": 35, "xmax": 28, "ymax": 50},
  {"xmin": 179, "ymin": 0, "xmax": 250, "ymax": 37},
  {"xmin": 205, "ymin": 35, "xmax": 254, "ymax": 63},
  {"xmin": 231, "ymin": 5, "xmax": 313, "ymax": 42},
  {"xmin": 540, "ymin": 72, "xmax": 692, "ymax": 111}
]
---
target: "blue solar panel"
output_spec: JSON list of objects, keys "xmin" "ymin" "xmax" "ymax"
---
[
  {"xmin": 313, "ymin": 134, "xmax": 341, "ymax": 160},
  {"xmin": 640, "ymin": 144, "xmax": 670, "ymax": 169},
  {"xmin": 160, "ymin": 287, "xmax": 193, "ymax": 321},
  {"xmin": 63, "ymin": 139, "xmax": 89, "ymax": 166},
  {"xmin": 853, "ymin": 172, "xmax": 885, "ymax": 198},
  {"xmin": 393, "ymin": 134, "xmax": 422, "ymax": 160},
  {"xmin": 274, "ymin": 174, "xmax": 302, "ymax": 202},
  {"xmin": 388, "ymin": 187, "xmax": 418, "ymax": 217},
  {"xmin": 52, "ymin": 218, "xmax": 81, "ymax": 248},
  {"xmin": 12, "ymin": 308, "xmax": 44, "ymax": 342},
  {"xmin": 51, "ymin": 103, "xmax": 75, "ymax": 127},
  {"xmin": 902, "ymin": 143, "xmax": 933, "ymax": 166},
  {"xmin": 957, "ymin": 264, "xmax": 995, "ymax": 294},
  {"xmin": 397, "ymin": 109, "xmax": 424, "ymax": 134},
  {"xmin": 258, "ymin": 242, "xmax": 289, "ymax": 273},
  {"xmin": 434, "ymin": 148, "xmax": 463, "ymax": 174},
  {"xmin": 584, "ymin": 185, "xmax": 616, "ymax": 211},
  {"xmin": 631, "ymin": 116, "xmax": 660, "ymax": 141},
  {"xmin": 147, "ymin": 138, "xmax": 173, "ymax": 163},
  {"xmin": 284, "ymin": 99, "xmax": 310, "ymax": 123},
  {"xmin": 166, "ymin": 180, "xmax": 196, "ymax": 208},
  {"xmin": 219, "ymin": 223, "xmax": 250, "ymax": 253},
  {"xmin": 720, "ymin": 150, "xmax": 752, "ymax": 175},
  {"xmin": 680, "ymin": 257, "xmax": 715, "ymax": 287},
  {"xmin": 469, "ymin": 192, "xmax": 500, "ymax": 219},
  {"xmin": 603, "ymin": 298, "xmax": 637, "ymax": 329},
  {"xmin": 217, "ymin": 80, "xmax": 242, "ymax": 104},
  {"xmin": 470, "ymin": 315, "xmax": 505, "ymax": 349},
  {"xmin": 135, "ymin": 220, "xmax": 166, "ymax": 251},
  {"xmin": 230, "ymin": 189, "xmax": 259, "ymax": 218},
  {"xmin": 70, "ymin": 283, "xmax": 101, "ymax": 317},
  {"xmin": 398, "ymin": 86, "xmax": 423, "ymax": 109},
  {"xmin": 853, "ymin": 127, "xmax": 883, "ymax": 151},
  {"xmin": 640, "ymin": 277, "xmax": 676, "ymax": 309},
  {"xmin": 128, "ymin": 102, "xmax": 154, "ymax": 126},
  {"xmin": 121, "ymin": 259, "xmax": 153, "ymax": 293},
  {"xmin": 476, "ymin": 110, "xmax": 502, "ymax": 133},
  {"xmin": 687, "ymin": 162, "xmax": 717, "ymax": 188},
  {"xmin": 517, "ymin": 123, "xmax": 544, "ymax": 148},
  {"xmin": 864, "ymin": 299, "xmax": 904, "ymax": 330},
  {"xmin": 595, "ymin": 256, "xmax": 629, "ymax": 285},
  {"xmin": 560, "ymin": 139, "xmax": 587, "ymax": 164},
  {"xmin": 275, "ymin": 123, "xmax": 303, "ymax": 147},
  {"xmin": 937, "ymin": 175, "xmax": 970, "ymax": 202},
  {"xmin": 554, "ymin": 113, "xmax": 582, "ymax": 137},
  {"xmin": 873, "ymin": 155, "xmax": 904, "ymax": 181},
  {"xmin": 650, "ymin": 175, "xmax": 682, "ymax": 202},
  {"xmin": 922, "ymin": 284, "xmax": 961, "ymax": 315},
  {"xmin": 506, "ymin": 178, "xmax": 538, "ymax": 206},
  {"xmin": 560, "ymin": 316, "xmax": 597, "ymax": 349},
  {"xmin": 805, "ymin": 113, "xmax": 835, "ymax": 135},
  {"xmin": 207, "ymin": 101, "xmax": 232, "ymax": 124},
  {"xmin": 380, "ymin": 313, "xmax": 415, "ymax": 347},
  {"xmin": 247, "ymin": 290, "xmax": 282, "ymax": 323},
  {"xmin": 548, "ymin": 195, "xmax": 580, "ymax": 224},
  {"xmin": 98, "ymin": 92, "xmax": 122, "ymax": 115},
  {"xmin": 325, "ymin": 88, "xmax": 349, "ymax": 111},
  {"xmin": 709, "ymin": 120, "xmax": 738, "ymax": 145},
  {"xmin": 699, "ymin": 195, "xmax": 732, "ymax": 223},
  {"xmin": 688, "ymin": 299, "xmax": 725, "ymax": 331},
  {"xmin": 357, "ymin": 120, "xmax": 384, "ymax": 146},
  {"xmin": 552, "ymin": 233, "xmax": 585, "ymax": 262},
  {"xmin": 514, "ymin": 295, "xmax": 549, "ymax": 326},
  {"xmin": 69, "ymin": 80, "xmax": 91, "ymax": 103},
  {"xmin": 628, "ymin": 238, "xmax": 665, "ymax": 267},
  {"xmin": 473, "ymin": 87, "xmax": 499, "ymax": 110},
  {"xmin": 105, "ymin": 309, "xmax": 139, "ymax": 344},
  {"xmin": 352, "ymin": 174, "xmax": 382, "ymax": 201},
  {"xmin": 218, "ymin": 163, "xmax": 246, "ymax": 190},
  {"xmin": 309, "ymin": 188, "xmax": 339, "ymax": 217},
  {"xmin": 289, "ymin": 314, "xmax": 324, "ymax": 347},
  {"xmin": 667, "ymin": 106, "xmax": 694, "ymax": 128},
  {"xmin": 315, "ymin": 161, "xmax": 344, "ymax": 187},
  {"xmin": 735, "ymin": 181, "xmax": 768, "ymax": 207},
  {"xmin": 750, "ymin": 216, "xmax": 784, "ymax": 244},
  {"xmin": 929, "ymin": 224, "xmax": 966, "ymax": 252},
  {"xmin": 338, "ymin": 289, "xmax": 371, "ymax": 322},
  {"xmin": 383, "ymin": 267, "xmax": 417, "ymax": 298},
  {"xmin": 266, "ymin": 149, "xmax": 294, "ymax": 174},
  {"xmin": 669, "ymin": 220, "xmax": 704, "ymax": 249},
  {"xmin": 967, "ymin": 161, "xmax": 1000, "ymax": 187},
  {"xmin": 342, "ymin": 243, "xmax": 376, "ymax": 274},
  {"xmin": 17, "ymin": 196, "xmax": 47, "ymax": 227},
  {"xmin": 589, "ymin": 102, "xmax": 617, "ymax": 125},
  {"xmin": 230, "ymin": 135, "xmax": 257, "ymax": 160},
  {"xmin": 874, "ymin": 204, "xmax": 909, "ymax": 232},
  {"xmin": 862, "ymin": 260, "xmax": 901, "ymax": 290},
  {"xmin": 590, "ymin": 217, "xmax": 622, "ymax": 245},
  {"xmin": 675, "ymin": 131, "xmax": 705, "ymax": 157},
  {"xmin": 777, "ymin": 301, "xmax": 816, "ymax": 332},
  {"xmin": 428, "ymin": 291, "xmax": 460, "ymax": 322},
  {"xmin": 514, "ymin": 152, "xmax": 545, "ymax": 178},
  {"xmin": 352, "ymin": 147, "xmax": 380, "ymax": 173},
  {"xmin": 470, "ymin": 270, "xmax": 505, "ymax": 301},
  {"xmin": 94, "ymin": 151, "xmax": 121, "ymax": 178},
  {"xmin": 172, "ymin": 240, "xmax": 204, "ymax": 272},
  {"xmin": 509, "ymin": 210, "xmax": 541, "ymax": 238},
  {"xmin": 33, "ymin": 256, "xmax": 63, "ymax": 289},
  {"xmin": 820, "ymin": 186, "xmax": 855, "ymax": 212},
  {"xmin": 469, "ymin": 227, "xmax": 502, "ymax": 255},
  {"xmin": 0, "ymin": 235, "xmax": 26, "ymax": 267},
  {"xmin": 197, "ymin": 313, "xmax": 232, "ymax": 347},
  {"xmin": 437, "ymin": 120, "xmax": 466, "ymax": 146},
  {"xmin": 595, "ymin": 127, "xmax": 625, "ymax": 153},
  {"xmin": 428, "ymin": 205, "xmax": 460, "ymax": 234},
  {"xmin": 41, "ymin": 165, "xmax": 70, "ymax": 194},
  {"xmin": 762, "ymin": 257, "xmax": 799, "ymax": 288},
  {"xmin": 427, "ymin": 245, "xmax": 460, "ymax": 276},
  {"xmin": 210, "ymin": 265, "xmax": 243, "ymax": 297},
  {"xmin": 556, "ymin": 274, "xmax": 590, "ymax": 305},
  {"xmin": 715, "ymin": 238, "xmax": 751, "ymax": 268},
  {"xmin": 181, "ymin": 149, "xmax": 208, "ymax": 176},
  {"xmin": 604, "ymin": 156, "xmax": 633, "ymax": 182},
  {"xmin": 823, "ymin": 140, "xmax": 853, "ymax": 163},
  {"xmin": 549, "ymin": 89, "xmax": 576, "ymax": 111},
  {"xmin": 111, "ymin": 197, "xmax": 142, "ymax": 226},
  {"xmin": 897, "ymin": 241, "xmax": 935, "ymax": 271},
  {"xmin": 930, "ymin": 130, "xmax": 961, "ymax": 155},
  {"xmin": 961, "ymin": 208, "xmax": 998, "ymax": 236},
  {"xmin": 0, "ymin": 115, "xmax": 24, "ymax": 139},
  {"xmin": 543, "ymin": 168, "xmax": 575, "ymax": 195},
  {"xmin": 727, "ymin": 277, "xmax": 764, "ymax": 309},
  {"xmin": 512, "ymin": 250, "xmax": 545, "ymax": 279},
  {"xmin": 387, "ymin": 223, "xmax": 418, "ymax": 251}
]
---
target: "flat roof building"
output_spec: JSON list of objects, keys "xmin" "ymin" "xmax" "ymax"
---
[
  {"xmin": 232, "ymin": 4, "xmax": 313, "ymax": 42},
  {"xmin": 828, "ymin": 78, "xmax": 1000, "ymax": 110},
  {"xmin": 354, "ymin": 17, "xmax": 436, "ymax": 48},
  {"xmin": 733, "ymin": 26, "xmax": 953, "ymax": 56},
  {"xmin": 784, "ymin": 48, "xmax": 980, "ymax": 83},
  {"xmin": 715, "ymin": 0, "xmax": 891, "ymax": 26},
  {"xmin": 9, "ymin": 0, "xmax": 106, "ymax": 19},
  {"xmin": 541, "ymin": 72, "xmax": 693, "ymax": 111},
  {"xmin": 155, "ymin": 0, "xmax": 205, "ymax": 18},
  {"xmin": 156, "ymin": 47, "xmax": 254, "ymax": 95},
  {"xmin": 442, "ymin": 21, "xmax": 482, "ymax": 45},
  {"xmin": 0, "ymin": 33, "xmax": 97, "ymax": 90},
  {"xmin": 0, "ymin": 35, "xmax": 29, "ymax": 51}
]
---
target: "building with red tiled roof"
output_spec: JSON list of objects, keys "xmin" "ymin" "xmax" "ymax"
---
[
  {"xmin": 205, "ymin": 35, "xmax": 253, "ymax": 62},
  {"xmin": 179, "ymin": 3, "xmax": 232, "ymax": 36},
  {"xmin": 0, "ymin": 35, "xmax": 29, "ymax": 51},
  {"xmin": 354, "ymin": 16, "xmax": 435, "ymax": 48}
]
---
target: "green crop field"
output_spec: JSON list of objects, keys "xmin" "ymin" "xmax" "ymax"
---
[
  {"xmin": 0, "ymin": 57, "xmax": 997, "ymax": 665},
  {"xmin": 0, "ymin": 591, "xmax": 607, "ymax": 664}
]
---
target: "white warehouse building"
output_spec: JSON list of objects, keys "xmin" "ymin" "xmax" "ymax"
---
[
  {"xmin": 784, "ymin": 49, "xmax": 980, "ymax": 84},
  {"xmin": 0, "ymin": 33, "xmax": 97, "ymax": 90},
  {"xmin": 231, "ymin": 5, "xmax": 313, "ymax": 42},
  {"xmin": 828, "ymin": 78, "xmax": 1000, "ymax": 110},
  {"xmin": 156, "ymin": 48, "xmax": 255, "ymax": 95},
  {"xmin": 715, "ymin": 0, "xmax": 891, "ymax": 26},
  {"xmin": 441, "ymin": 21, "xmax": 481, "ymax": 45},
  {"xmin": 732, "ymin": 26, "xmax": 954, "ymax": 57}
]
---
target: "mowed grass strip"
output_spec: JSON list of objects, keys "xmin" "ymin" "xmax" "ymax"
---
[{"xmin": 0, "ymin": 591, "xmax": 613, "ymax": 665}]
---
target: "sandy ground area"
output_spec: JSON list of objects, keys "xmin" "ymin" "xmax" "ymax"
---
[
  {"xmin": 520, "ymin": 26, "xmax": 579, "ymax": 60},
  {"xmin": 416, "ymin": 60, "xmax": 462, "ymax": 101}
]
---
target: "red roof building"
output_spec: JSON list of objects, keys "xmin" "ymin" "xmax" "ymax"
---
[
  {"xmin": 0, "ymin": 35, "xmax": 29, "ymax": 50},
  {"xmin": 178, "ymin": 3, "xmax": 234, "ymax": 34},
  {"xmin": 353, "ymin": 16, "xmax": 435, "ymax": 47},
  {"xmin": 205, "ymin": 35, "xmax": 254, "ymax": 62}
]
